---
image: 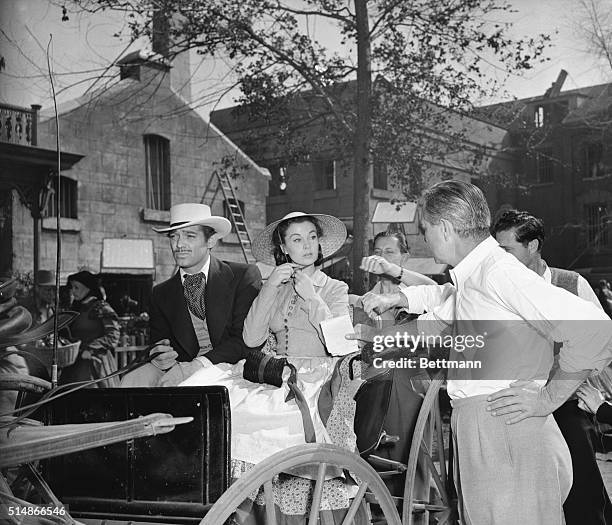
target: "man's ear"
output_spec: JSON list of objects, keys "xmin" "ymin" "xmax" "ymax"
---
[
  {"xmin": 207, "ymin": 233, "xmax": 221, "ymax": 248},
  {"xmin": 439, "ymin": 219, "xmax": 453, "ymax": 240},
  {"xmin": 527, "ymin": 239, "xmax": 539, "ymax": 255}
]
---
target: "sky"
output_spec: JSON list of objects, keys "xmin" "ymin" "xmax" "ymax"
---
[
  {"xmin": 480, "ymin": 0, "xmax": 612, "ymax": 102},
  {"xmin": 1, "ymin": 0, "xmax": 610, "ymax": 119}
]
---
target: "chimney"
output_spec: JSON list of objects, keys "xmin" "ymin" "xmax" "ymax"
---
[
  {"xmin": 544, "ymin": 70, "xmax": 568, "ymax": 98},
  {"xmin": 117, "ymin": 50, "xmax": 170, "ymax": 87},
  {"xmin": 152, "ymin": 6, "xmax": 192, "ymax": 103}
]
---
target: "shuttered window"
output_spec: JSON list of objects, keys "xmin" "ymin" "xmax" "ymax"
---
[
  {"xmin": 44, "ymin": 176, "xmax": 77, "ymax": 218},
  {"xmin": 144, "ymin": 134, "xmax": 171, "ymax": 210}
]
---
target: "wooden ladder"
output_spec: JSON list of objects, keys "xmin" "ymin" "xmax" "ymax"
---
[{"xmin": 201, "ymin": 170, "xmax": 254, "ymax": 264}]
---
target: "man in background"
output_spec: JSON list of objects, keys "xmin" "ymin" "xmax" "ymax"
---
[
  {"xmin": 492, "ymin": 209, "xmax": 612, "ymax": 525},
  {"xmin": 358, "ymin": 180, "xmax": 612, "ymax": 524}
]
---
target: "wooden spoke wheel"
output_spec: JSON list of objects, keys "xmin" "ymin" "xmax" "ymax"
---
[
  {"xmin": 403, "ymin": 373, "xmax": 457, "ymax": 525},
  {"xmin": 200, "ymin": 443, "xmax": 401, "ymax": 525}
]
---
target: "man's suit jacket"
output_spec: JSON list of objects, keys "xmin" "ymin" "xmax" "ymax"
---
[{"xmin": 149, "ymin": 256, "xmax": 262, "ymax": 364}]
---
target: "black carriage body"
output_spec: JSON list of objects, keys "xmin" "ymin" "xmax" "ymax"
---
[{"xmin": 44, "ymin": 386, "xmax": 230, "ymax": 524}]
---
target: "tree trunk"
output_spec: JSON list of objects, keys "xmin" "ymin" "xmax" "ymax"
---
[{"xmin": 352, "ymin": 0, "xmax": 373, "ymax": 295}]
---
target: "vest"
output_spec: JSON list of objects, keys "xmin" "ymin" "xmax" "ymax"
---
[
  {"xmin": 550, "ymin": 267, "xmax": 579, "ymax": 296},
  {"xmin": 187, "ymin": 302, "xmax": 213, "ymax": 356},
  {"xmin": 549, "ymin": 267, "xmax": 581, "ymax": 389}
]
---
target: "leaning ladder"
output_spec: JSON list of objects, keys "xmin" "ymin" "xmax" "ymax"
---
[{"xmin": 201, "ymin": 170, "xmax": 254, "ymax": 264}]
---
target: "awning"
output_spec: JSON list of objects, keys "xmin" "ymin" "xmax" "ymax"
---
[
  {"xmin": 0, "ymin": 142, "xmax": 84, "ymax": 188},
  {"xmin": 101, "ymin": 239, "xmax": 154, "ymax": 274},
  {"xmin": 372, "ymin": 202, "xmax": 417, "ymax": 223},
  {"xmin": 402, "ymin": 257, "xmax": 447, "ymax": 275}
]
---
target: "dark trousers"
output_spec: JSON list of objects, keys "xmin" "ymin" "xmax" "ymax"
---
[{"xmin": 553, "ymin": 400, "xmax": 612, "ymax": 525}]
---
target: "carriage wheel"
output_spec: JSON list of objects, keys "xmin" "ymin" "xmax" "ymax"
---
[
  {"xmin": 403, "ymin": 373, "xmax": 457, "ymax": 525},
  {"xmin": 200, "ymin": 443, "xmax": 401, "ymax": 525}
]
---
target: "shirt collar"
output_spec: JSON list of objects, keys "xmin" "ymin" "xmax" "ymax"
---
[
  {"xmin": 541, "ymin": 259, "xmax": 551, "ymax": 284},
  {"xmin": 449, "ymin": 236, "xmax": 499, "ymax": 287},
  {"xmin": 311, "ymin": 269, "xmax": 328, "ymax": 287},
  {"xmin": 180, "ymin": 256, "xmax": 211, "ymax": 284}
]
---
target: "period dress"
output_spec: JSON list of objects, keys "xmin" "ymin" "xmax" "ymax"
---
[
  {"xmin": 60, "ymin": 297, "xmax": 120, "ymax": 387},
  {"xmin": 181, "ymin": 269, "xmax": 365, "ymax": 523}
]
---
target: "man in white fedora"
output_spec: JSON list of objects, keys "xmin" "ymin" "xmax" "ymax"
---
[{"xmin": 121, "ymin": 203, "xmax": 262, "ymax": 387}]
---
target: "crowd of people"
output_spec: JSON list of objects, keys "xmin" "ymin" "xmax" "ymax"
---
[{"xmin": 3, "ymin": 180, "xmax": 612, "ymax": 524}]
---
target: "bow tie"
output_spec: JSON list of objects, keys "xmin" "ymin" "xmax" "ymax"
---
[
  {"xmin": 183, "ymin": 272, "xmax": 206, "ymax": 320},
  {"xmin": 184, "ymin": 272, "xmax": 205, "ymax": 288}
]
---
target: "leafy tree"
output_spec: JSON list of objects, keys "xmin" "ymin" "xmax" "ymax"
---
[{"xmin": 66, "ymin": 0, "xmax": 549, "ymax": 292}]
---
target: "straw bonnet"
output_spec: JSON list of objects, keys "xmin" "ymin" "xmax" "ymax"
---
[
  {"xmin": 252, "ymin": 212, "xmax": 347, "ymax": 265},
  {"xmin": 153, "ymin": 203, "xmax": 231, "ymax": 236}
]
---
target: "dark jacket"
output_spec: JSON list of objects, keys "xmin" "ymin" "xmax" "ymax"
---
[
  {"xmin": 149, "ymin": 256, "xmax": 262, "ymax": 365},
  {"xmin": 597, "ymin": 402, "xmax": 612, "ymax": 424}
]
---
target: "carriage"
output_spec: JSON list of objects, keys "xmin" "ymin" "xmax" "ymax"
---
[{"xmin": 1, "ymin": 348, "xmax": 457, "ymax": 525}]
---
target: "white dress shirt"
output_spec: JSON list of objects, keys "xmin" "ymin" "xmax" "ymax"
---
[
  {"xmin": 401, "ymin": 236, "xmax": 612, "ymax": 399},
  {"xmin": 179, "ymin": 257, "xmax": 211, "ymax": 285}
]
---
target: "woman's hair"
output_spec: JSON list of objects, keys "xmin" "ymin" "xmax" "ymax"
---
[
  {"xmin": 373, "ymin": 230, "xmax": 409, "ymax": 254},
  {"xmin": 272, "ymin": 216, "xmax": 324, "ymax": 266}
]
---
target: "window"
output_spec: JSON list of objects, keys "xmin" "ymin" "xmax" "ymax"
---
[
  {"xmin": 373, "ymin": 162, "xmax": 388, "ymax": 190},
  {"xmin": 223, "ymin": 198, "xmax": 246, "ymax": 233},
  {"xmin": 585, "ymin": 203, "xmax": 609, "ymax": 249},
  {"xmin": 144, "ymin": 134, "xmax": 171, "ymax": 210},
  {"xmin": 314, "ymin": 160, "xmax": 336, "ymax": 191},
  {"xmin": 534, "ymin": 105, "xmax": 545, "ymax": 128},
  {"xmin": 583, "ymin": 142, "xmax": 604, "ymax": 178},
  {"xmin": 43, "ymin": 176, "xmax": 77, "ymax": 218},
  {"xmin": 268, "ymin": 165, "xmax": 288, "ymax": 197},
  {"xmin": 535, "ymin": 149, "xmax": 554, "ymax": 183}
]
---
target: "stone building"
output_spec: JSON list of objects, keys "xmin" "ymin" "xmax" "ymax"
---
[
  {"xmin": 211, "ymin": 95, "xmax": 510, "ymax": 280},
  {"xmin": 477, "ymin": 71, "xmax": 612, "ymax": 282},
  {"xmin": 6, "ymin": 51, "xmax": 269, "ymax": 310}
]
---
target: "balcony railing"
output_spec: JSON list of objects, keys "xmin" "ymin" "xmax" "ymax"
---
[{"xmin": 0, "ymin": 103, "xmax": 41, "ymax": 146}]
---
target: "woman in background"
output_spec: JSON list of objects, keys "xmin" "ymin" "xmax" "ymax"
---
[
  {"xmin": 357, "ymin": 230, "xmax": 435, "ymax": 323},
  {"xmin": 60, "ymin": 271, "xmax": 120, "ymax": 387}
]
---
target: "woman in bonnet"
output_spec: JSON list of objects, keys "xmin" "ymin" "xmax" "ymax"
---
[
  {"xmin": 182, "ymin": 211, "xmax": 366, "ymax": 524},
  {"xmin": 60, "ymin": 271, "xmax": 120, "ymax": 387}
]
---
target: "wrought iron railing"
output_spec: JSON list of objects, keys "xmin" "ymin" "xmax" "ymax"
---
[{"xmin": 0, "ymin": 103, "xmax": 41, "ymax": 146}]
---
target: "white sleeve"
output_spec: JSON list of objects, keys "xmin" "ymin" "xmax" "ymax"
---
[
  {"xmin": 577, "ymin": 275, "xmax": 603, "ymax": 310},
  {"xmin": 195, "ymin": 356, "xmax": 214, "ymax": 368},
  {"xmin": 488, "ymin": 263, "xmax": 612, "ymax": 373},
  {"xmin": 400, "ymin": 283, "xmax": 455, "ymax": 314}
]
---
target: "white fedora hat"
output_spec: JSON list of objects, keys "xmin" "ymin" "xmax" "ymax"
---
[
  {"xmin": 252, "ymin": 211, "xmax": 347, "ymax": 265},
  {"xmin": 153, "ymin": 203, "xmax": 232, "ymax": 236}
]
